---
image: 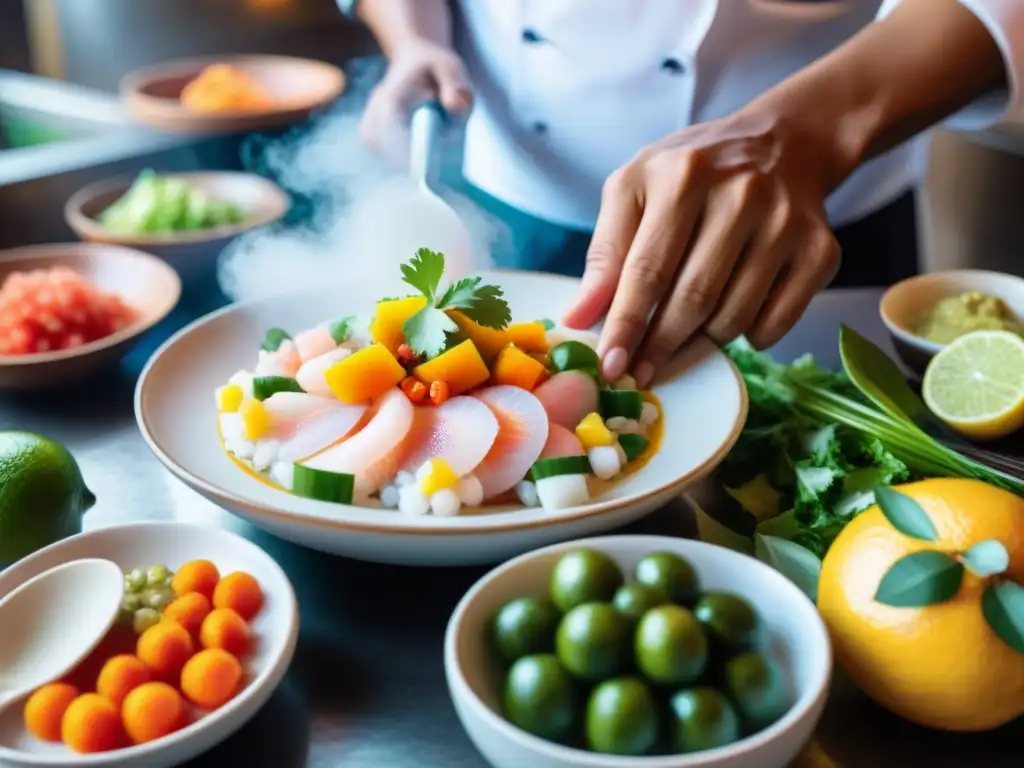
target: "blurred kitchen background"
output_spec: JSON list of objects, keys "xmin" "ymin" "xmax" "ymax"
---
[{"xmin": 0, "ymin": 0, "xmax": 1021, "ymax": 274}]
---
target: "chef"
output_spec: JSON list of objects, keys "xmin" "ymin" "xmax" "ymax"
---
[{"xmin": 342, "ymin": 0, "xmax": 1021, "ymax": 386}]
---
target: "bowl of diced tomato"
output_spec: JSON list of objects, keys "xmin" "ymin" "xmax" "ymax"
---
[{"xmin": 0, "ymin": 243, "xmax": 181, "ymax": 392}]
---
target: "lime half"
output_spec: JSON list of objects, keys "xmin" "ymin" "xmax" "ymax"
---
[{"xmin": 922, "ymin": 330, "xmax": 1024, "ymax": 440}]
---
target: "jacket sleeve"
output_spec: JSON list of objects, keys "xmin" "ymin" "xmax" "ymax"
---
[{"xmin": 877, "ymin": 0, "xmax": 1024, "ymax": 130}]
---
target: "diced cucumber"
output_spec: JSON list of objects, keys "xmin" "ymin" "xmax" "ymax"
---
[
  {"xmin": 599, "ymin": 389, "xmax": 644, "ymax": 420},
  {"xmin": 538, "ymin": 318, "xmax": 555, "ymax": 331},
  {"xmin": 618, "ymin": 433, "xmax": 650, "ymax": 461},
  {"xmin": 548, "ymin": 341, "xmax": 600, "ymax": 374},
  {"xmin": 253, "ymin": 376, "xmax": 304, "ymax": 400},
  {"xmin": 183, "ymin": 186, "xmax": 211, "ymax": 230},
  {"xmin": 261, "ymin": 327, "xmax": 291, "ymax": 352},
  {"xmin": 292, "ymin": 465, "xmax": 355, "ymax": 504},
  {"xmin": 329, "ymin": 316, "xmax": 354, "ymax": 344},
  {"xmin": 535, "ymin": 474, "xmax": 590, "ymax": 511},
  {"xmin": 530, "ymin": 455, "xmax": 592, "ymax": 482}
]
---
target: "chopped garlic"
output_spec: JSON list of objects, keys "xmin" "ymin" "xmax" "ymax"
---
[
  {"xmin": 640, "ymin": 402, "xmax": 659, "ymax": 426},
  {"xmin": 379, "ymin": 485, "xmax": 400, "ymax": 508},
  {"xmin": 219, "ymin": 413, "xmax": 244, "ymax": 442},
  {"xmin": 252, "ymin": 440, "xmax": 280, "ymax": 471},
  {"xmin": 398, "ymin": 485, "xmax": 430, "ymax": 516},
  {"xmin": 515, "ymin": 480, "xmax": 539, "ymax": 507},
  {"xmin": 589, "ymin": 446, "xmax": 622, "ymax": 480},
  {"xmin": 228, "ymin": 370, "xmax": 255, "ymax": 399},
  {"xmin": 394, "ymin": 471, "xmax": 415, "ymax": 488},
  {"xmin": 605, "ymin": 416, "xmax": 628, "ymax": 432},
  {"xmin": 431, "ymin": 488, "xmax": 462, "ymax": 517},
  {"xmin": 270, "ymin": 461, "xmax": 294, "ymax": 490},
  {"xmin": 457, "ymin": 474, "xmax": 484, "ymax": 507}
]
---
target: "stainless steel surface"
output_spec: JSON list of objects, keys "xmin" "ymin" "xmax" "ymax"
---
[{"xmin": 1, "ymin": 289, "xmax": 1021, "ymax": 766}]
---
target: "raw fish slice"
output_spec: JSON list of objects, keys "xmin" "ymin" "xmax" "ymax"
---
[
  {"xmin": 296, "ymin": 347, "xmax": 352, "ymax": 397},
  {"xmin": 262, "ymin": 392, "xmax": 368, "ymax": 463},
  {"xmin": 294, "ymin": 327, "xmax": 337, "ymax": 363},
  {"xmin": 533, "ymin": 371, "xmax": 600, "ymax": 430},
  {"xmin": 472, "ymin": 386, "xmax": 550, "ymax": 499},
  {"xmin": 256, "ymin": 339, "xmax": 301, "ymax": 377},
  {"xmin": 540, "ymin": 423, "xmax": 585, "ymax": 460},
  {"xmin": 398, "ymin": 396, "xmax": 499, "ymax": 476},
  {"xmin": 302, "ymin": 388, "xmax": 414, "ymax": 494}
]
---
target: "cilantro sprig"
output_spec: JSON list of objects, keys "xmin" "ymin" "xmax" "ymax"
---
[{"xmin": 400, "ymin": 248, "xmax": 511, "ymax": 357}]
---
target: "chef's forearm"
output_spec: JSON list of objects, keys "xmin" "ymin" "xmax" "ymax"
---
[
  {"xmin": 356, "ymin": 0, "xmax": 454, "ymax": 58},
  {"xmin": 750, "ymin": 0, "xmax": 1006, "ymax": 190}
]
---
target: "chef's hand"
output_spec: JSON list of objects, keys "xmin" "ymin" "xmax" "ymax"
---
[
  {"xmin": 359, "ymin": 40, "xmax": 473, "ymax": 165},
  {"xmin": 562, "ymin": 109, "xmax": 841, "ymax": 388}
]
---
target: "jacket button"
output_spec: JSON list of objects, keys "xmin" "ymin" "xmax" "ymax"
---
[
  {"xmin": 522, "ymin": 29, "xmax": 542, "ymax": 43},
  {"xmin": 661, "ymin": 58, "xmax": 686, "ymax": 75}
]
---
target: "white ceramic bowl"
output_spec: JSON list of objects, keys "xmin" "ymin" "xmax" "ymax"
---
[
  {"xmin": 445, "ymin": 535, "xmax": 831, "ymax": 768},
  {"xmin": 880, "ymin": 270, "xmax": 1024, "ymax": 374},
  {"xmin": 0, "ymin": 522, "xmax": 299, "ymax": 768},
  {"xmin": 135, "ymin": 270, "xmax": 748, "ymax": 566}
]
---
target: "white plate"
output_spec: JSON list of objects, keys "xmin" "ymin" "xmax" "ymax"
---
[
  {"xmin": 135, "ymin": 270, "xmax": 748, "ymax": 566},
  {"xmin": 0, "ymin": 522, "xmax": 298, "ymax": 767},
  {"xmin": 446, "ymin": 535, "xmax": 832, "ymax": 768}
]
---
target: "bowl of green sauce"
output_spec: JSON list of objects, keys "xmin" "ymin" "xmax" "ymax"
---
[{"xmin": 880, "ymin": 270, "xmax": 1024, "ymax": 375}]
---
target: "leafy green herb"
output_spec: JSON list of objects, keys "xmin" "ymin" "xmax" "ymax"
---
[
  {"xmin": 261, "ymin": 327, "xmax": 290, "ymax": 352},
  {"xmin": 875, "ymin": 486, "xmax": 938, "ymax": 541},
  {"xmin": 329, "ymin": 317, "xmax": 354, "ymax": 344},
  {"xmin": 400, "ymin": 248, "xmax": 511, "ymax": 357},
  {"xmin": 754, "ymin": 534, "xmax": 822, "ymax": 602},
  {"xmin": 874, "ymin": 550, "xmax": 964, "ymax": 607},
  {"xmin": 962, "ymin": 540, "xmax": 1010, "ymax": 578},
  {"xmin": 981, "ymin": 581, "xmax": 1024, "ymax": 654}
]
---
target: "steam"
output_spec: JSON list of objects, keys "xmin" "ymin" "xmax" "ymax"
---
[{"xmin": 218, "ymin": 57, "xmax": 510, "ymax": 303}]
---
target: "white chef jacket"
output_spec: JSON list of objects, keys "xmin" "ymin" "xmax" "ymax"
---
[{"xmin": 342, "ymin": 0, "xmax": 1024, "ymax": 231}]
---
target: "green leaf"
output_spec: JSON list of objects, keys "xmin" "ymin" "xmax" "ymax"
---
[
  {"xmin": 832, "ymin": 467, "xmax": 884, "ymax": 518},
  {"xmin": 755, "ymin": 509, "xmax": 801, "ymax": 540},
  {"xmin": 795, "ymin": 464, "xmax": 837, "ymax": 496},
  {"xmin": 458, "ymin": 284, "xmax": 511, "ymax": 329},
  {"xmin": 755, "ymin": 534, "xmax": 821, "ymax": 602},
  {"xmin": 261, "ymin": 327, "xmax": 290, "ymax": 352},
  {"xmin": 962, "ymin": 540, "xmax": 1010, "ymax": 578},
  {"xmin": 400, "ymin": 247, "xmax": 446, "ymax": 303},
  {"xmin": 982, "ymin": 580, "xmax": 1024, "ymax": 654},
  {"xmin": 874, "ymin": 550, "xmax": 963, "ymax": 607},
  {"xmin": 402, "ymin": 306, "xmax": 459, "ymax": 358},
  {"xmin": 693, "ymin": 502, "xmax": 754, "ymax": 556},
  {"xmin": 839, "ymin": 324, "xmax": 957, "ymax": 441},
  {"xmin": 874, "ymin": 485, "xmax": 938, "ymax": 541},
  {"xmin": 329, "ymin": 316, "xmax": 353, "ymax": 344},
  {"xmin": 435, "ymin": 276, "xmax": 483, "ymax": 310}
]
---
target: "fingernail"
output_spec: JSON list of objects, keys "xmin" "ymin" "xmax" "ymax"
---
[
  {"xmin": 634, "ymin": 361, "xmax": 655, "ymax": 389},
  {"xmin": 602, "ymin": 347, "xmax": 628, "ymax": 381}
]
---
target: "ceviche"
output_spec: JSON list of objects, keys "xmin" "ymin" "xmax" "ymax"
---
[{"xmin": 215, "ymin": 250, "xmax": 662, "ymax": 515}]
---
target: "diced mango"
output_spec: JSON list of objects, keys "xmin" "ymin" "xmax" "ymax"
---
[
  {"xmin": 575, "ymin": 412, "xmax": 616, "ymax": 449},
  {"xmin": 325, "ymin": 343, "xmax": 406, "ymax": 404},
  {"xmin": 420, "ymin": 458, "xmax": 459, "ymax": 496},
  {"xmin": 448, "ymin": 311, "xmax": 509, "ymax": 362},
  {"xmin": 216, "ymin": 384, "xmax": 244, "ymax": 413},
  {"xmin": 492, "ymin": 346, "xmax": 548, "ymax": 391},
  {"xmin": 239, "ymin": 399, "xmax": 270, "ymax": 440},
  {"xmin": 370, "ymin": 296, "xmax": 428, "ymax": 353},
  {"xmin": 413, "ymin": 339, "xmax": 490, "ymax": 396},
  {"xmin": 506, "ymin": 322, "xmax": 549, "ymax": 353}
]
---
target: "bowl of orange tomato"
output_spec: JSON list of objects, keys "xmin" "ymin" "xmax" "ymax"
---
[{"xmin": 0, "ymin": 522, "xmax": 298, "ymax": 767}]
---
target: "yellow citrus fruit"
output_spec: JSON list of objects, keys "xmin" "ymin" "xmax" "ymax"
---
[
  {"xmin": 818, "ymin": 477, "xmax": 1024, "ymax": 732},
  {"xmin": 922, "ymin": 330, "xmax": 1024, "ymax": 441}
]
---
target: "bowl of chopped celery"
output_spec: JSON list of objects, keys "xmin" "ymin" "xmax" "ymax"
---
[{"xmin": 65, "ymin": 170, "xmax": 290, "ymax": 284}]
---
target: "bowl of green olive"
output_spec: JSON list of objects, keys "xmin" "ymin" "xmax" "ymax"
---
[{"xmin": 444, "ymin": 535, "xmax": 831, "ymax": 768}]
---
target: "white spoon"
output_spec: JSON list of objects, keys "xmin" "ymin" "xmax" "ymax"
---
[{"xmin": 0, "ymin": 558, "xmax": 124, "ymax": 710}]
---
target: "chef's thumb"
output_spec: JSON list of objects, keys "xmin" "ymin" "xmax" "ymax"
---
[{"xmin": 429, "ymin": 58, "xmax": 473, "ymax": 115}]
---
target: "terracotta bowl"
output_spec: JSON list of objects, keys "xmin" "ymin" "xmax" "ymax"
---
[
  {"xmin": 65, "ymin": 172, "xmax": 291, "ymax": 284},
  {"xmin": 879, "ymin": 270, "xmax": 1024, "ymax": 376},
  {"xmin": 120, "ymin": 54, "xmax": 345, "ymax": 133},
  {"xmin": 0, "ymin": 244, "xmax": 181, "ymax": 392}
]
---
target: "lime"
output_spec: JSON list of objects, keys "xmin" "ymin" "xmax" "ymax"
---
[
  {"xmin": 585, "ymin": 677, "xmax": 659, "ymax": 756},
  {"xmin": 556, "ymin": 602, "xmax": 630, "ymax": 682},
  {"xmin": 635, "ymin": 605, "xmax": 707, "ymax": 685},
  {"xmin": 612, "ymin": 583, "xmax": 668, "ymax": 623},
  {"xmin": 694, "ymin": 592, "xmax": 760, "ymax": 653},
  {"xmin": 549, "ymin": 549, "xmax": 624, "ymax": 612},
  {"xmin": 503, "ymin": 654, "xmax": 578, "ymax": 742},
  {"xmin": 0, "ymin": 431, "xmax": 94, "ymax": 567},
  {"xmin": 669, "ymin": 688, "xmax": 741, "ymax": 753},
  {"xmin": 922, "ymin": 330, "xmax": 1024, "ymax": 440},
  {"xmin": 724, "ymin": 652, "xmax": 792, "ymax": 733},
  {"xmin": 634, "ymin": 552, "xmax": 700, "ymax": 605},
  {"xmin": 491, "ymin": 596, "xmax": 561, "ymax": 664}
]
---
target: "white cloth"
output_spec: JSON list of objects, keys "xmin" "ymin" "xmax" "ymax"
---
[{"xmin": 344, "ymin": 0, "xmax": 1024, "ymax": 231}]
